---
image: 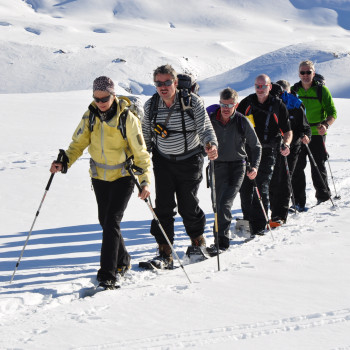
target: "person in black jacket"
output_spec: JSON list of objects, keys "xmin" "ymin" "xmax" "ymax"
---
[
  {"xmin": 237, "ymin": 74, "xmax": 292, "ymax": 236},
  {"xmin": 269, "ymin": 80, "xmax": 311, "ymax": 225},
  {"xmin": 207, "ymin": 88, "xmax": 261, "ymax": 249}
]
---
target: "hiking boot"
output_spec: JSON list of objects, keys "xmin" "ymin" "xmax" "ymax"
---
[
  {"xmin": 191, "ymin": 234, "xmax": 206, "ymax": 247},
  {"xmin": 317, "ymin": 198, "xmax": 329, "ymax": 205},
  {"xmin": 254, "ymin": 229, "xmax": 266, "ymax": 236},
  {"xmin": 206, "ymin": 244, "xmax": 228, "ymax": 256},
  {"xmin": 148, "ymin": 255, "xmax": 174, "ymax": 269},
  {"xmin": 140, "ymin": 243, "xmax": 174, "ymax": 270},
  {"xmin": 98, "ymin": 279, "xmax": 118, "ymax": 290},
  {"xmin": 290, "ymin": 204, "xmax": 306, "ymax": 213}
]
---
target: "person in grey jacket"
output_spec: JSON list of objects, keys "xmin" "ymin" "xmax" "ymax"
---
[{"xmin": 207, "ymin": 88, "xmax": 261, "ymax": 249}]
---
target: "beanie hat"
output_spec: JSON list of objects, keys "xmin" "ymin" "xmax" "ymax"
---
[{"xmin": 93, "ymin": 76, "xmax": 116, "ymax": 95}]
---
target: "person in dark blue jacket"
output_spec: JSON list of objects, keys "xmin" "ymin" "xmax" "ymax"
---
[{"xmin": 269, "ymin": 80, "xmax": 311, "ymax": 225}]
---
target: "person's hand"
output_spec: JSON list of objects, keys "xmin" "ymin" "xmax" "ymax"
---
[
  {"xmin": 50, "ymin": 161, "xmax": 62, "ymax": 173},
  {"xmin": 139, "ymin": 185, "xmax": 150, "ymax": 200},
  {"xmin": 301, "ymin": 135, "xmax": 310, "ymax": 144},
  {"xmin": 317, "ymin": 123, "xmax": 327, "ymax": 136},
  {"xmin": 247, "ymin": 167, "xmax": 257, "ymax": 180},
  {"xmin": 280, "ymin": 143, "xmax": 290, "ymax": 156},
  {"xmin": 205, "ymin": 144, "xmax": 218, "ymax": 160}
]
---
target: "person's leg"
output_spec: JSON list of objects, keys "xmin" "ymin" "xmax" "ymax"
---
[
  {"xmin": 175, "ymin": 154, "xmax": 206, "ymax": 242},
  {"xmin": 308, "ymin": 135, "xmax": 330, "ymax": 202},
  {"xmin": 292, "ymin": 145, "xmax": 307, "ymax": 208},
  {"xmin": 215, "ymin": 162, "xmax": 245, "ymax": 247},
  {"xmin": 92, "ymin": 176, "xmax": 134, "ymax": 281},
  {"xmin": 151, "ymin": 152, "xmax": 177, "ymax": 245}
]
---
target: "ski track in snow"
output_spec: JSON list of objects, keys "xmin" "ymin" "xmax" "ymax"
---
[{"xmin": 72, "ymin": 307, "xmax": 350, "ymax": 349}]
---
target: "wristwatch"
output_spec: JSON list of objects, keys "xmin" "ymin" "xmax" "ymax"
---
[{"xmin": 321, "ymin": 121, "xmax": 330, "ymax": 129}]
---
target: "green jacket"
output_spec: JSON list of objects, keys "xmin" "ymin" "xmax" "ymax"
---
[
  {"xmin": 293, "ymin": 82, "xmax": 337, "ymax": 135},
  {"xmin": 65, "ymin": 97, "xmax": 151, "ymax": 184}
]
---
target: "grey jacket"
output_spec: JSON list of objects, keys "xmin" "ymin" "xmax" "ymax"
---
[{"xmin": 209, "ymin": 109, "xmax": 262, "ymax": 169}]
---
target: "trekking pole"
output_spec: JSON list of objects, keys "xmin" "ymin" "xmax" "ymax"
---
[
  {"xmin": 281, "ymin": 144, "xmax": 297, "ymax": 215},
  {"xmin": 304, "ymin": 143, "xmax": 335, "ymax": 207},
  {"xmin": 322, "ymin": 141, "xmax": 341, "ymax": 200},
  {"xmin": 206, "ymin": 143, "xmax": 220, "ymax": 271},
  {"xmin": 326, "ymin": 158, "xmax": 341, "ymax": 199},
  {"xmin": 125, "ymin": 157, "xmax": 192, "ymax": 284},
  {"xmin": 247, "ymin": 163, "xmax": 274, "ymax": 240},
  {"xmin": 10, "ymin": 150, "xmax": 65, "ymax": 284}
]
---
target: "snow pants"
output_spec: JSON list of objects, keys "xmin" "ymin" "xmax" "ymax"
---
[
  {"xmin": 92, "ymin": 176, "xmax": 134, "ymax": 281},
  {"xmin": 292, "ymin": 135, "xmax": 330, "ymax": 207},
  {"xmin": 240, "ymin": 146, "xmax": 277, "ymax": 234},
  {"xmin": 213, "ymin": 160, "xmax": 246, "ymax": 248},
  {"xmin": 151, "ymin": 150, "xmax": 206, "ymax": 245},
  {"xmin": 269, "ymin": 143, "xmax": 301, "ymax": 222}
]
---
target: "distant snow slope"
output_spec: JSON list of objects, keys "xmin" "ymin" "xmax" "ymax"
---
[{"xmin": 0, "ymin": 0, "xmax": 349, "ymax": 96}]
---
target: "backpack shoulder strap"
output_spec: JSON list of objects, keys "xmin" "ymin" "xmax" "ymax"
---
[
  {"xmin": 179, "ymin": 89, "xmax": 194, "ymax": 119},
  {"xmin": 149, "ymin": 93, "xmax": 160, "ymax": 124},
  {"xmin": 88, "ymin": 105, "xmax": 98, "ymax": 132},
  {"xmin": 118, "ymin": 104, "xmax": 129, "ymax": 140},
  {"xmin": 316, "ymin": 84, "xmax": 323, "ymax": 105}
]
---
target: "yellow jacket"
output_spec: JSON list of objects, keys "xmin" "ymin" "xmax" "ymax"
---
[{"xmin": 65, "ymin": 97, "xmax": 151, "ymax": 185}]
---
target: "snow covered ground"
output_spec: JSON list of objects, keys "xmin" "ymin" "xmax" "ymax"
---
[{"xmin": 1, "ymin": 1, "xmax": 350, "ymax": 349}]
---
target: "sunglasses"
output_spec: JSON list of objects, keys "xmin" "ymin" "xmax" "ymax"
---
[
  {"xmin": 93, "ymin": 95, "xmax": 111, "ymax": 103},
  {"xmin": 220, "ymin": 103, "xmax": 235, "ymax": 108},
  {"xmin": 154, "ymin": 80, "xmax": 174, "ymax": 87},
  {"xmin": 255, "ymin": 84, "xmax": 270, "ymax": 90},
  {"xmin": 299, "ymin": 70, "xmax": 312, "ymax": 75}
]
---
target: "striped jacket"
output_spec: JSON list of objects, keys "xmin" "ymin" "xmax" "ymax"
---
[{"xmin": 142, "ymin": 92, "xmax": 217, "ymax": 155}]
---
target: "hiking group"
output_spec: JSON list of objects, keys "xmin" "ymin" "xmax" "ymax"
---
[{"xmin": 50, "ymin": 59, "xmax": 337, "ymax": 287}]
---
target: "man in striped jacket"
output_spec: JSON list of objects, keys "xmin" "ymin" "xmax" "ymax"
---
[{"xmin": 142, "ymin": 64, "xmax": 218, "ymax": 269}]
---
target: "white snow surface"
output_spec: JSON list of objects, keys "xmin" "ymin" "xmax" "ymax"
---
[{"xmin": 1, "ymin": 1, "xmax": 350, "ymax": 349}]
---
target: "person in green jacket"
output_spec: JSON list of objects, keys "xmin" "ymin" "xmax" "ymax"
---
[
  {"xmin": 50, "ymin": 76, "xmax": 151, "ymax": 289},
  {"xmin": 291, "ymin": 60, "xmax": 337, "ymax": 210}
]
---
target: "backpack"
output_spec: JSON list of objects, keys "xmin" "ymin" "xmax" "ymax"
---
[
  {"xmin": 292, "ymin": 73, "xmax": 325, "ymax": 105},
  {"xmin": 243, "ymin": 94, "xmax": 284, "ymax": 143},
  {"xmin": 88, "ymin": 95, "xmax": 143, "ymax": 140}
]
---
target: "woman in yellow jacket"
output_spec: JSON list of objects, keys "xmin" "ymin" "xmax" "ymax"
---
[{"xmin": 50, "ymin": 76, "xmax": 151, "ymax": 289}]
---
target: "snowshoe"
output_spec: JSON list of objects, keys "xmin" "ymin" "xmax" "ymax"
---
[
  {"xmin": 289, "ymin": 204, "xmax": 308, "ymax": 213},
  {"xmin": 269, "ymin": 219, "xmax": 284, "ymax": 229},
  {"xmin": 234, "ymin": 219, "xmax": 251, "ymax": 238},
  {"xmin": 206, "ymin": 244, "xmax": 227, "ymax": 257},
  {"xmin": 185, "ymin": 235, "xmax": 210, "ymax": 263},
  {"xmin": 185, "ymin": 246, "xmax": 210, "ymax": 263},
  {"xmin": 97, "ymin": 280, "xmax": 120, "ymax": 290},
  {"xmin": 139, "ymin": 255, "xmax": 174, "ymax": 270}
]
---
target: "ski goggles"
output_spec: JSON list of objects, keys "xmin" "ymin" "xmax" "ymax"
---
[
  {"xmin": 93, "ymin": 95, "xmax": 112, "ymax": 103},
  {"xmin": 220, "ymin": 103, "xmax": 235, "ymax": 108},
  {"xmin": 255, "ymin": 84, "xmax": 270, "ymax": 90},
  {"xmin": 154, "ymin": 80, "xmax": 174, "ymax": 87},
  {"xmin": 299, "ymin": 70, "xmax": 313, "ymax": 75}
]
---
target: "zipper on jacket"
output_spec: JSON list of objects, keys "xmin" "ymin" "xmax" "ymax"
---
[{"xmin": 100, "ymin": 121, "xmax": 108, "ymax": 180}]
